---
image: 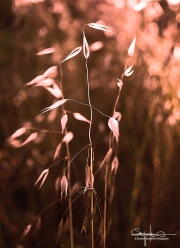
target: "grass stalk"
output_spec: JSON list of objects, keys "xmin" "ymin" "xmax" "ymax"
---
[
  {"xmin": 59, "ymin": 65, "xmax": 74, "ymax": 248},
  {"xmin": 83, "ymin": 33, "xmax": 95, "ymax": 244},
  {"xmin": 103, "ymin": 162, "xmax": 108, "ymax": 248},
  {"xmin": 66, "ymin": 141, "xmax": 74, "ymax": 248},
  {"xmin": 90, "ymin": 144, "xmax": 94, "ymax": 248}
]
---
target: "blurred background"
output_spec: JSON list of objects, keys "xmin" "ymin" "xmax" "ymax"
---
[{"xmin": 1, "ymin": 0, "xmax": 180, "ymax": 247}]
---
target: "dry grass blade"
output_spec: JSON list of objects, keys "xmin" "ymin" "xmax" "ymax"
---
[
  {"xmin": 83, "ymin": 31, "xmax": 90, "ymax": 59},
  {"xmin": 40, "ymin": 99, "xmax": 68, "ymax": 114},
  {"xmin": 27, "ymin": 66, "xmax": 57, "ymax": 87},
  {"xmin": 60, "ymin": 46, "xmax": 82, "ymax": 63},
  {"xmin": 81, "ymin": 216, "xmax": 88, "ymax": 235},
  {"xmin": 85, "ymin": 163, "xmax": 91, "ymax": 190},
  {"xmin": 71, "ymin": 182, "xmax": 81, "ymax": 195},
  {"xmin": 95, "ymin": 148, "xmax": 113, "ymax": 175},
  {"xmin": 20, "ymin": 132, "xmax": 38, "ymax": 147},
  {"xmin": 33, "ymin": 169, "xmax": 49, "ymax": 189},
  {"xmin": 73, "ymin": 112, "xmax": 91, "ymax": 124},
  {"xmin": 111, "ymin": 156, "xmax": 119, "ymax": 178},
  {"xmin": 108, "ymin": 118, "xmax": 119, "ymax": 142},
  {"xmin": 57, "ymin": 219, "xmax": 63, "ymax": 242},
  {"xmin": 45, "ymin": 82, "xmax": 62, "ymax": 98},
  {"xmin": 61, "ymin": 175, "xmax": 68, "ymax": 199},
  {"xmin": 20, "ymin": 224, "xmax": 31, "ymax": 240},
  {"xmin": 43, "ymin": 66, "xmax": 58, "ymax": 78},
  {"xmin": 37, "ymin": 47, "xmax": 56, "ymax": 55},
  {"xmin": 124, "ymin": 70, "xmax": 134, "ymax": 77},
  {"xmin": 124, "ymin": 65, "xmax": 133, "ymax": 74},
  {"xmin": 104, "ymin": 148, "xmax": 113, "ymax": 163},
  {"xmin": 8, "ymin": 127, "xmax": 26, "ymax": 140},
  {"xmin": 8, "ymin": 132, "xmax": 38, "ymax": 147},
  {"xmin": 88, "ymin": 23, "xmax": 113, "ymax": 33},
  {"xmin": 26, "ymin": 75, "xmax": 45, "ymax": 86},
  {"xmin": 61, "ymin": 114, "xmax": 68, "ymax": 133},
  {"xmin": 128, "ymin": 36, "xmax": 136, "ymax": 57},
  {"xmin": 97, "ymin": 219, "xmax": 104, "ymax": 244},
  {"xmin": 124, "ymin": 65, "xmax": 134, "ymax": 77},
  {"xmin": 62, "ymin": 132, "xmax": 73, "ymax": 143},
  {"xmin": 90, "ymin": 41, "xmax": 103, "ymax": 52},
  {"xmin": 8, "ymin": 139, "xmax": 21, "ymax": 147},
  {"xmin": 35, "ymin": 217, "xmax": 41, "ymax": 232},
  {"xmin": 53, "ymin": 143, "xmax": 62, "ymax": 161},
  {"xmin": 35, "ymin": 78, "xmax": 54, "ymax": 87}
]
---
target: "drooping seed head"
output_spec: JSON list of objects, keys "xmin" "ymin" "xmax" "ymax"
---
[{"xmin": 61, "ymin": 175, "xmax": 68, "ymax": 199}]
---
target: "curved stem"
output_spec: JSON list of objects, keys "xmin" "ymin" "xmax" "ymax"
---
[
  {"xmin": 91, "ymin": 105, "xmax": 111, "ymax": 118},
  {"xmin": 64, "ymin": 144, "xmax": 90, "ymax": 173}
]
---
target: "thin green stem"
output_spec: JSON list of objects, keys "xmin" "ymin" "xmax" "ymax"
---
[{"xmin": 93, "ymin": 190, "xmax": 103, "ymax": 220}]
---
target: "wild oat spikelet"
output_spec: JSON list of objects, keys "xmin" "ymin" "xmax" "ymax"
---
[
  {"xmin": 61, "ymin": 175, "xmax": 68, "ymax": 199},
  {"xmin": 83, "ymin": 31, "xmax": 90, "ymax": 59},
  {"xmin": 128, "ymin": 36, "xmax": 136, "ymax": 57},
  {"xmin": 34, "ymin": 169, "xmax": 49, "ymax": 189},
  {"xmin": 20, "ymin": 224, "xmax": 31, "ymax": 241}
]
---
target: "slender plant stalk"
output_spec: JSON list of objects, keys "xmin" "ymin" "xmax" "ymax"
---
[
  {"xmin": 102, "ymin": 58, "xmax": 125, "ymax": 247},
  {"xmin": 66, "ymin": 142, "xmax": 74, "ymax": 248},
  {"xmin": 85, "ymin": 59, "xmax": 92, "ymax": 144},
  {"xmin": 59, "ymin": 65, "xmax": 74, "ymax": 248},
  {"xmin": 84, "ymin": 48, "xmax": 94, "ymax": 247},
  {"xmin": 103, "ymin": 70, "xmax": 123, "ymax": 247},
  {"xmin": 103, "ymin": 162, "xmax": 108, "ymax": 248},
  {"xmin": 90, "ymin": 144, "xmax": 94, "ymax": 248}
]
